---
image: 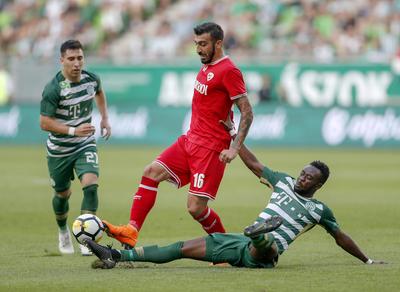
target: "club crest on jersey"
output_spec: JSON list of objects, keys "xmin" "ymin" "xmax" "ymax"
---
[
  {"xmin": 305, "ymin": 201, "xmax": 316, "ymax": 211},
  {"xmin": 207, "ymin": 72, "xmax": 214, "ymax": 81},
  {"xmin": 86, "ymin": 84, "xmax": 95, "ymax": 96},
  {"xmin": 59, "ymin": 81, "xmax": 70, "ymax": 89},
  {"xmin": 194, "ymin": 80, "xmax": 208, "ymax": 95}
]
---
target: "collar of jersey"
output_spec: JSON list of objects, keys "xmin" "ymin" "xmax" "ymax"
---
[{"xmin": 209, "ymin": 55, "xmax": 229, "ymax": 66}]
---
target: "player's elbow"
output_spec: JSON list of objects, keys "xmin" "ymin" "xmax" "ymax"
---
[
  {"xmin": 248, "ymin": 109, "xmax": 254, "ymax": 123},
  {"xmin": 245, "ymin": 161, "xmax": 257, "ymax": 173},
  {"xmin": 246, "ymin": 105, "xmax": 254, "ymax": 118},
  {"xmin": 249, "ymin": 164, "xmax": 263, "ymax": 178},
  {"xmin": 39, "ymin": 116, "xmax": 50, "ymax": 131},
  {"xmin": 39, "ymin": 119, "xmax": 46, "ymax": 131}
]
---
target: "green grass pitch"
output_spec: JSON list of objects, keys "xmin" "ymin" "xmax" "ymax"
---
[{"xmin": 0, "ymin": 146, "xmax": 399, "ymax": 291}]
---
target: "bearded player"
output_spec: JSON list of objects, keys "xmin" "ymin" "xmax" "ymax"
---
[{"xmin": 103, "ymin": 22, "xmax": 253, "ymax": 248}]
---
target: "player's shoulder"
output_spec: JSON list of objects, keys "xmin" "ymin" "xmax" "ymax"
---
[
  {"xmin": 81, "ymin": 69, "xmax": 100, "ymax": 81},
  {"xmin": 311, "ymin": 198, "xmax": 333, "ymax": 213},
  {"xmin": 215, "ymin": 56, "xmax": 237, "ymax": 69},
  {"xmin": 261, "ymin": 166, "xmax": 293, "ymax": 186},
  {"xmin": 43, "ymin": 71, "xmax": 63, "ymax": 96},
  {"xmin": 216, "ymin": 57, "xmax": 243, "ymax": 78}
]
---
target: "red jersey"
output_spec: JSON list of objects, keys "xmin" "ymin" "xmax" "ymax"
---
[{"xmin": 187, "ymin": 56, "xmax": 247, "ymax": 152}]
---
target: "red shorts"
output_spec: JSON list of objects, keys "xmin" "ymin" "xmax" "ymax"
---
[{"xmin": 155, "ymin": 135, "xmax": 226, "ymax": 200}]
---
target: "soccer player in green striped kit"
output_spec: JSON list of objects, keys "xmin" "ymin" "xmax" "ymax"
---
[
  {"xmin": 84, "ymin": 125, "xmax": 385, "ymax": 268},
  {"xmin": 40, "ymin": 40, "xmax": 111, "ymax": 256}
]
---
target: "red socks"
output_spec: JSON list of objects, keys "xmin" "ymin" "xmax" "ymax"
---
[
  {"xmin": 130, "ymin": 177, "xmax": 225, "ymax": 234},
  {"xmin": 129, "ymin": 176, "xmax": 159, "ymax": 231},
  {"xmin": 195, "ymin": 207, "xmax": 226, "ymax": 234}
]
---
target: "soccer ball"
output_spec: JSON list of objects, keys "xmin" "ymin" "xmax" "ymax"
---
[{"xmin": 72, "ymin": 214, "xmax": 104, "ymax": 244}]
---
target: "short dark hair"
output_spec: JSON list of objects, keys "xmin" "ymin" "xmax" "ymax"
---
[
  {"xmin": 60, "ymin": 40, "xmax": 83, "ymax": 55},
  {"xmin": 310, "ymin": 160, "xmax": 330, "ymax": 185},
  {"xmin": 194, "ymin": 22, "xmax": 224, "ymax": 41}
]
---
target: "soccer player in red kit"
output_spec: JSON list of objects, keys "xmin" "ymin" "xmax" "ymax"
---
[{"xmin": 103, "ymin": 22, "xmax": 253, "ymax": 248}]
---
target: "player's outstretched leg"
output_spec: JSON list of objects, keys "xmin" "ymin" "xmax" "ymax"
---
[
  {"xmin": 243, "ymin": 215, "xmax": 283, "ymax": 238},
  {"xmin": 83, "ymin": 239, "xmax": 121, "ymax": 269},
  {"xmin": 102, "ymin": 220, "xmax": 138, "ymax": 248}
]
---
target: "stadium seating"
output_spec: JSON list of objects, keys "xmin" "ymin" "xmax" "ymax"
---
[{"xmin": 0, "ymin": 0, "xmax": 399, "ymax": 63}]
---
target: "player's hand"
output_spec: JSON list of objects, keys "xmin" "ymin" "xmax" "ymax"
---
[
  {"xmin": 100, "ymin": 118, "xmax": 111, "ymax": 140},
  {"xmin": 219, "ymin": 147, "xmax": 239, "ymax": 163},
  {"xmin": 75, "ymin": 123, "xmax": 95, "ymax": 136}
]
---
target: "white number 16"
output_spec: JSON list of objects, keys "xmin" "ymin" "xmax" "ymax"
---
[{"xmin": 193, "ymin": 173, "xmax": 205, "ymax": 188}]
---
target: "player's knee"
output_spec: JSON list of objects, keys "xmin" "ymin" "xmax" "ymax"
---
[
  {"xmin": 187, "ymin": 195, "xmax": 208, "ymax": 218},
  {"xmin": 81, "ymin": 173, "xmax": 98, "ymax": 187},
  {"xmin": 143, "ymin": 163, "xmax": 160, "ymax": 177},
  {"xmin": 57, "ymin": 189, "xmax": 71, "ymax": 198},
  {"xmin": 143, "ymin": 162, "xmax": 169, "ymax": 182},
  {"xmin": 187, "ymin": 204, "xmax": 206, "ymax": 218}
]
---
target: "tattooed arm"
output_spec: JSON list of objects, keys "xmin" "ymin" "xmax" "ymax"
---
[{"xmin": 219, "ymin": 95, "xmax": 253, "ymax": 163}]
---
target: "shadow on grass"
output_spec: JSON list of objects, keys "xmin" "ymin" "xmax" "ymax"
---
[
  {"xmin": 91, "ymin": 259, "xmax": 232, "ymax": 270},
  {"xmin": 43, "ymin": 249, "xmax": 62, "ymax": 257}
]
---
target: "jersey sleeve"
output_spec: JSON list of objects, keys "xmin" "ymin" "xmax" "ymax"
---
[
  {"xmin": 40, "ymin": 83, "xmax": 60, "ymax": 117},
  {"xmin": 85, "ymin": 70, "xmax": 102, "ymax": 93},
  {"xmin": 260, "ymin": 166, "xmax": 292, "ymax": 188},
  {"xmin": 93, "ymin": 72, "xmax": 102, "ymax": 93},
  {"xmin": 319, "ymin": 204, "xmax": 340, "ymax": 234},
  {"xmin": 222, "ymin": 67, "xmax": 247, "ymax": 100}
]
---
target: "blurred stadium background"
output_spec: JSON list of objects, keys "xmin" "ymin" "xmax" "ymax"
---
[
  {"xmin": 1, "ymin": 0, "xmax": 400, "ymax": 148},
  {"xmin": 1, "ymin": 1, "xmax": 399, "ymax": 291}
]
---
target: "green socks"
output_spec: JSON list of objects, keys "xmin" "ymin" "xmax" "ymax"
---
[
  {"xmin": 81, "ymin": 184, "xmax": 98, "ymax": 213},
  {"xmin": 52, "ymin": 193, "xmax": 70, "ymax": 230},
  {"xmin": 120, "ymin": 242, "xmax": 184, "ymax": 263},
  {"xmin": 52, "ymin": 184, "xmax": 98, "ymax": 230}
]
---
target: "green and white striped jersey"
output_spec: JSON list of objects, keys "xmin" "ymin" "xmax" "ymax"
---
[
  {"xmin": 256, "ymin": 166, "xmax": 339, "ymax": 254},
  {"xmin": 40, "ymin": 70, "xmax": 101, "ymax": 157}
]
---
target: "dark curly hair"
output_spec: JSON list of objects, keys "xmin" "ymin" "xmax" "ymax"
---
[
  {"xmin": 310, "ymin": 160, "xmax": 330, "ymax": 185},
  {"xmin": 194, "ymin": 22, "xmax": 224, "ymax": 41},
  {"xmin": 60, "ymin": 40, "xmax": 83, "ymax": 55}
]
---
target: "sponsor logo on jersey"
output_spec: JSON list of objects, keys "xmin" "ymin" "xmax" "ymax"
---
[
  {"xmin": 305, "ymin": 201, "xmax": 316, "ymax": 211},
  {"xmin": 194, "ymin": 80, "xmax": 208, "ymax": 95},
  {"xmin": 202, "ymin": 66, "xmax": 208, "ymax": 72},
  {"xmin": 207, "ymin": 72, "xmax": 214, "ymax": 81}
]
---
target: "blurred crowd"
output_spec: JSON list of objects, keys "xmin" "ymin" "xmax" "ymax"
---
[{"xmin": 1, "ymin": 0, "xmax": 400, "ymax": 63}]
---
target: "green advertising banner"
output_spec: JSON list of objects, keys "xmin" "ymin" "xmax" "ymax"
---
[
  {"xmin": 1, "ymin": 105, "xmax": 400, "ymax": 148},
  {"xmin": 88, "ymin": 63, "xmax": 400, "ymax": 108}
]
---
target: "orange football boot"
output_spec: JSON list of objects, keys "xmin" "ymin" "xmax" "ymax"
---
[{"xmin": 102, "ymin": 220, "xmax": 138, "ymax": 248}]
